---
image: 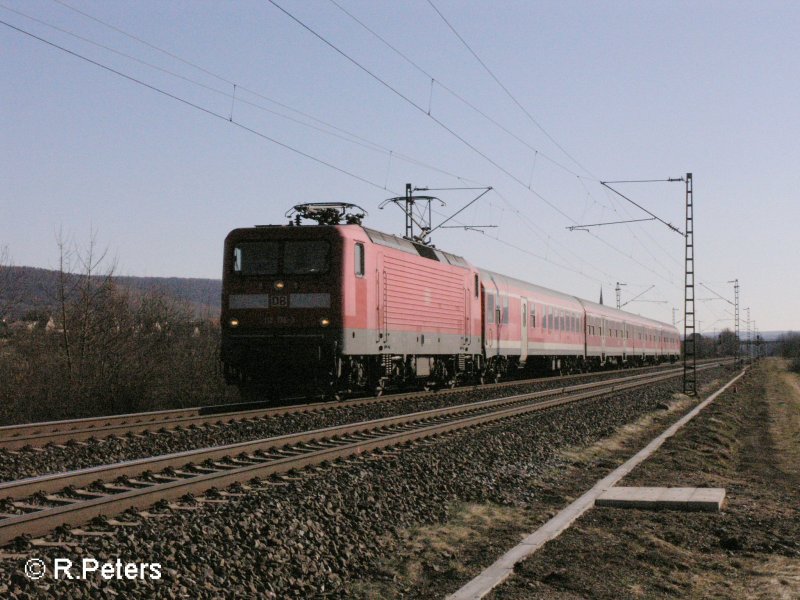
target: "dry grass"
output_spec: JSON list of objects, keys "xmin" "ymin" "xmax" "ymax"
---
[
  {"xmin": 561, "ymin": 371, "xmax": 724, "ymax": 466},
  {"xmin": 491, "ymin": 359, "xmax": 800, "ymax": 599},
  {"xmin": 350, "ymin": 502, "xmax": 527, "ymax": 599},
  {"xmin": 769, "ymin": 360, "xmax": 800, "ymax": 478}
]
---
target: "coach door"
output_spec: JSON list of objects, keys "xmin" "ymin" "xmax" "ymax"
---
[
  {"xmin": 520, "ymin": 299, "xmax": 528, "ymax": 363},
  {"xmin": 623, "ymin": 322, "xmax": 628, "ymax": 362},
  {"xmin": 601, "ymin": 316, "xmax": 607, "ymax": 361},
  {"xmin": 464, "ymin": 287, "xmax": 471, "ymax": 348}
]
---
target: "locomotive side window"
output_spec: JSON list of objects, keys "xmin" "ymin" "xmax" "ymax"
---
[
  {"xmin": 284, "ymin": 241, "xmax": 330, "ymax": 274},
  {"xmin": 234, "ymin": 241, "xmax": 279, "ymax": 275},
  {"xmin": 354, "ymin": 243, "xmax": 365, "ymax": 277},
  {"xmin": 522, "ymin": 303, "xmax": 527, "ymax": 327},
  {"xmin": 474, "ymin": 274, "xmax": 479, "ymax": 298},
  {"xmin": 487, "ymin": 294, "xmax": 495, "ymax": 323}
]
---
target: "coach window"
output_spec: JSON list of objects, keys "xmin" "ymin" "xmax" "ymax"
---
[
  {"xmin": 501, "ymin": 295, "xmax": 509, "ymax": 324},
  {"xmin": 474, "ymin": 274, "xmax": 479, "ymax": 298},
  {"xmin": 354, "ymin": 243, "xmax": 365, "ymax": 277},
  {"xmin": 487, "ymin": 294, "xmax": 495, "ymax": 324},
  {"xmin": 531, "ymin": 304, "xmax": 536, "ymax": 328},
  {"xmin": 522, "ymin": 303, "xmax": 527, "ymax": 327}
]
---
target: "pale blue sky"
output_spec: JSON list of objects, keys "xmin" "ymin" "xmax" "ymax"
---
[{"xmin": 2, "ymin": 0, "xmax": 799, "ymax": 332}]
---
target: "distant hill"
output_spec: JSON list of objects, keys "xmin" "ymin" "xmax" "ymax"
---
[
  {"xmin": 759, "ymin": 331, "xmax": 797, "ymax": 342},
  {"xmin": 0, "ymin": 266, "xmax": 221, "ymax": 321}
]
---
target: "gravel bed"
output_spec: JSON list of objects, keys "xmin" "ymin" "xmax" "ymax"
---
[
  {"xmin": 0, "ymin": 366, "xmax": 727, "ymax": 599},
  {"xmin": 0, "ymin": 363, "xmax": 690, "ymax": 483}
]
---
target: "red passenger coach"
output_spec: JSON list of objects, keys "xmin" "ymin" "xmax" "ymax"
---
[{"xmin": 221, "ymin": 206, "xmax": 679, "ymax": 399}]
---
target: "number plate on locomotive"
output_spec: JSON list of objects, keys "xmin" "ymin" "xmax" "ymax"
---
[{"xmin": 270, "ymin": 295, "xmax": 288, "ymax": 307}]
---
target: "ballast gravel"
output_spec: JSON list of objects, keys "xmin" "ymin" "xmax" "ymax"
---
[
  {"xmin": 0, "ymin": 366, "xmax": 728, "ymax": 599},
  {"xmin": 0, "ymin": 363, "xmax": 692, "ymax": 482}
]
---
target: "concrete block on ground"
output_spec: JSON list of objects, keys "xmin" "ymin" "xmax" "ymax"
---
[
  {"xmin": 595, "ymin": 486, "xmax": 667, "ymax": 509},
  {"xmin": 655, "ymin": 487, "xmax": 696, "ymax": 509},
  {"xmin": 687, "ymin": 487, "xmax": 726, "ymax": 511},
  {"xmin": 595, "ymin": 487, "xmax": 725, "ymax": 512}
]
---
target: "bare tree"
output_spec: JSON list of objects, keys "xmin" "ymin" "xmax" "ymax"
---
[
  {"xmin": 0, "ymin": 245, "xmax": 19, "ymax": 325},
  {"xmin": 0, "ymin": 231, "xmax": 227, "ymax": 424}
]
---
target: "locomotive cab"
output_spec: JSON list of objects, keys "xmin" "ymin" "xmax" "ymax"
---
[{"xmin": 220, "ymin": 224, "xmax": 345, "ymax": 394}]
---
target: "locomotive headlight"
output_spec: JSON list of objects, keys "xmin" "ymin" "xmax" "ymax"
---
[
  {"xmin": 229, "ymin": 318, "xmax": 239, "ymax": 328},
  {"xmin": 274, "ymin": 281, "xmax": 285, "ymax": 290},
  {"xmin": 319, "ymin": 317, "xmax": 330, "ymax": 327}
]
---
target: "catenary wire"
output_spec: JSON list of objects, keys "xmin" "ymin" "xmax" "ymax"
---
[
  {"xmin": 2, "ymin": 3, "xmax": 481, "ymax": 188},
  {"xmin": 327, "ymin": 0, "xmax": 588, "ymax": 180},
  {"xmin": 3, "ymin": 10, "xmax": 606, "ymax": 290},
  {"xmin": 17, "ymin": 3, "xmax": 679, "ymax": 294},
  {"xmin": 426, "ymin": 0, "xmax": 597, "ymax": 180},
  {"xmin": 0, "ymin": 19, "xmax": 396, "ymax": 194},
  {"xmin": 267, "ymin": 0, "xmax": 684, "ymax": 289}
]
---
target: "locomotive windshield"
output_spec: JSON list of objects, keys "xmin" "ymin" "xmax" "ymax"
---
[{"xmin": 233, "ymin": 240, "xmax": 329, "ymax": 275}]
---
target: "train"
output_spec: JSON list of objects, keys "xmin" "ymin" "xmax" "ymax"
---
[{"xmin": 220, "ymin": 203, "xmax": 680, "ymax": 398}]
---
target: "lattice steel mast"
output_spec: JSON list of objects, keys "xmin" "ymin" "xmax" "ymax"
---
[
  {"xmin": 746, "ymin": 307, "xmax": 751, "ymax": 363},
  {"xmin": 729, "ymin": 278, "xmax": 740, "ymax": 364},
  {"xmin": 683, "ymin": 173, "xmax": 697, "ymax": 396}
]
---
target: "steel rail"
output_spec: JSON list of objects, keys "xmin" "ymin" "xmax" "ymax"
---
[
  {"xmin": 0, "ymin": 363, "xmax": 724, "ymax": 546},
  {"xmin": 0, "ymin": 360, "xmax": 726, "ymax": 450},
  {"xmin": 0, "ymin": 365, "xmax": 693, "ymax": 499}
]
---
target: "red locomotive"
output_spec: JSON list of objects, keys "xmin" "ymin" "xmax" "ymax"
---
[{"xmin": 220, "ymin": 203, "xmax": 680, "ymax": 398}]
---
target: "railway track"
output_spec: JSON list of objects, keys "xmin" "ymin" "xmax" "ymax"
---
[
  {"xmin": 0, "ymin": 362, "xmax": 724, "ymax": 547},
  {"xmin": 0, "ymin": 359, "xmax": 727, "ymax": 450}
]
